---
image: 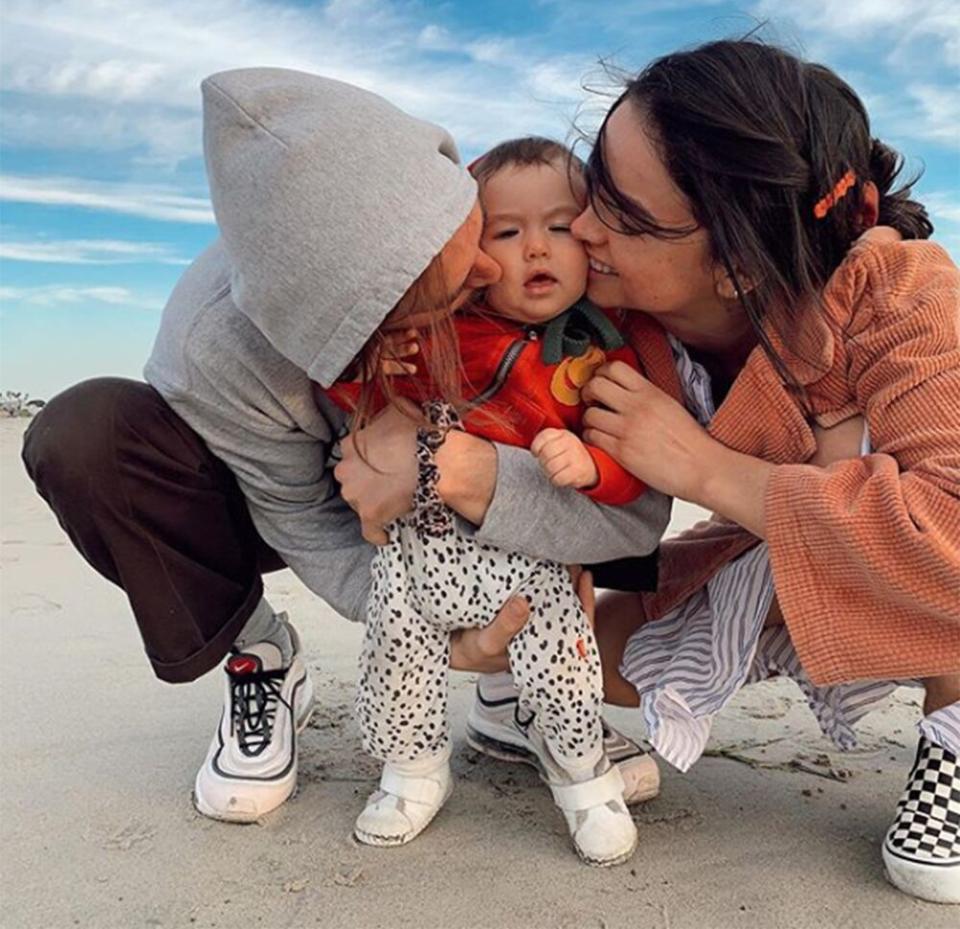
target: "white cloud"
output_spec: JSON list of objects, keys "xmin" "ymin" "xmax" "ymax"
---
[
  {"xmin": 416, "ymin": 24, "xmax": 454, "ymax": 51},
  {"xmin": 921, "ymin": 191, "xmax": 960, "ymax": 227},
  {"xmin": 0, "ymin": 285, "xmax": 163, "ymax": 310},
  {"xmin": 0, "ymin": 237, "xmax": 188, "ymax": 265},
  {"xmin": 10, "ymin": 59, "xmax": 172, "ymax": 102},
  {"xmin": 1, "ymin": 98, "xmax": 203, "ymax": 166},
  {"xmin": 747, "ymin": 1, "xmax": 959, "ymax": 150},
  {"xmin": 749, "ymin": 0, "xmax": 960, "ymax": 88},
  {"xmin": 0, "ymin": 0, "xmax": 591, "ymax": 162},
  {"xmin": 905, "ymin": 83, "xmax": 960, "ymax": 146},
  {"xmin": 5, "ymin": 0, "xmax": 950, "ymax": 169},
  {"xmin": 751, "ymin": 0, "xmax": 959, "ymax": 46},
  {"xmin": 0, "ymin": 175, "xmax": 214, "ymax": 224},
  {"xmin": 465, "ymin": 38, "xmax": 518, "ymax": 65}
]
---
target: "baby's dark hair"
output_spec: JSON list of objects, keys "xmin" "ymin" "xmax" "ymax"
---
[{"xmin": 469, "ymin": 136, "xmax": 584, "ymax": 189}]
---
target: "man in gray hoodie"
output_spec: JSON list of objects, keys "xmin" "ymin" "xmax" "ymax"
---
[{"xmin": 23, "ymin": 68, "xmax": 669, "ymax": 823}]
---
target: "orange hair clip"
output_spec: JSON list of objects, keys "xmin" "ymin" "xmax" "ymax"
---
[{"xmin": 813, "ymin": 169, "xmax": 857, "ymax": 220}]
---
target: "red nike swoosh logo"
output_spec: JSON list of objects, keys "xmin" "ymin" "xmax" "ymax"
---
[{"xmin": 229, "ymin": 657, "xmax": 257, "ymax": 674}]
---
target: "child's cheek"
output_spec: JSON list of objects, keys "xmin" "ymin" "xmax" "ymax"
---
[
  {"xmin": 570, "ymin": 242, "xmax": 590, "ymax": 288},
  {"xmin": 484, "ymin": 281, "xmax": 512, "ymax": 317}
]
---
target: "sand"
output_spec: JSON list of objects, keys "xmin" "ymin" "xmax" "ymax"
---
[{"xmin": 0, "ymin": 417, "xmax": 953, "ymax": 929}]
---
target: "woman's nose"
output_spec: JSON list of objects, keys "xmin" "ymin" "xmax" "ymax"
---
[{"xmin": 571, "ymin": 204, "xmax": 602, "ymax": 244}]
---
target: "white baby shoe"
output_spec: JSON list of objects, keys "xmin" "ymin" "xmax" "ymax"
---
[
  {"xmin": 550, "ymin": 763, "xmax": 638, "ymax": 867},
  {"xmin": 354, "ymin": 749, "xmax": 453, "ymax": 847}
]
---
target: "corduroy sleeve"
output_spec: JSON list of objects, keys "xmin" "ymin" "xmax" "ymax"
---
[{"xmin": 765, "ymin": 242, "xmax": 960, "ymax": 685}]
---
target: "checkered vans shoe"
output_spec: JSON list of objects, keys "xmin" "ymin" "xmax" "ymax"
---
[{"xmin": 882, "ymin": 738, "xmax": 960, "ymax": 904}]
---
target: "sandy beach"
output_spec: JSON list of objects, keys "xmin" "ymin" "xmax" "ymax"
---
[{"xmin": 0, "ymin": 416, "xmax": 953, "ymax": 929}]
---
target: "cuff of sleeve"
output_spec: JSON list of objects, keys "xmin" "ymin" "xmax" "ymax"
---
[
  {"xmin": 580, "ymin": 448, "xmax": 647, "ymax": 506},
  {"xmin": 347, "ymin": 575, "xmax": 373, "ymax": 623}
]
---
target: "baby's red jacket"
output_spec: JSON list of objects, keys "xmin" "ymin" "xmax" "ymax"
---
[{"xmin": 324, "ymin": 304, "xmax": 647, "ymax": 506}]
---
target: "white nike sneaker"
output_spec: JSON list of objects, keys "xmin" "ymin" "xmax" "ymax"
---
[
  {"xmin": 193, "ymin": 619, "xmax": 314, "ymax": 823},
  {"xmin": 465, "ymin": 674, "xmax": 659, "ymax": 805}
]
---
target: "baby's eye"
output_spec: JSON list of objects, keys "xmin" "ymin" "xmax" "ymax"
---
[
  {"xmin": 492, "ymin": 229, "xmax": 518, "ymax": 240},
  {"xmin": 549, "ymin": 225, "xmax": 572, "ymax": 233}
]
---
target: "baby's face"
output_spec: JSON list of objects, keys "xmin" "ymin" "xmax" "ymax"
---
[{"xmin": 479, "ymin": 161, "xmax": 588, "ymax": 324}]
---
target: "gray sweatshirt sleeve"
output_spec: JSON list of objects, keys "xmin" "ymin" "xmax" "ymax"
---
[
  {"xmin": 192, "ymin": 402, "xmax": 374, "ymax": 623},
  {"xmin": 154, "ymin": 335, "xmax": 373, "ymax": 624},
  {"xmin": 475, "ymin": 443, "xmax": 672, "ymax": 563}
]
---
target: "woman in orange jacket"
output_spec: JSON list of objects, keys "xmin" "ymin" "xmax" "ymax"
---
[
  {"xmin": 571, "ymin": 41, "xmax": 960, "ymax": 904},
  {"xmin": 335, "ymin": 39, "xmax": 959, "ymax": 903}
]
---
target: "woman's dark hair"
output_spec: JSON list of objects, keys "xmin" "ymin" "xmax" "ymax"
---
[{"xmin": 586, "ymin": 39, "xmax": 933, "ymax": 384}]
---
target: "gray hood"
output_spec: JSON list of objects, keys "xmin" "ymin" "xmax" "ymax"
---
[{"xmin": 202, "ymin": 67, "xmax": 476, "ymax": 387}]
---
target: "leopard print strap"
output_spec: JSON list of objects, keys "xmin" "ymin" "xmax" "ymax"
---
[{"xmin": 413, "ymin": 401, "xmax": 463, "ymax": 538}]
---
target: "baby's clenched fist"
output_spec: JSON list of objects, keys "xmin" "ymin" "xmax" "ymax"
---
[{"xmin": 530, "ymin": 428, "xmax": 599, "ymax": 489}]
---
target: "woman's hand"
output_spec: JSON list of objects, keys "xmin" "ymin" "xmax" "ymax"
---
[
  {"xmin": 581, "ymin": 361, "xmax": 715, "ymax": 501},
  {"xmin": 335, "ymin": 401, "xmax": 499, "ymax": 541},
  {"xmin": 582, "ymin": 360, "xmax": 774, "ymax": 537},
  {"xmin": 334, "ymin": 400, "xmax": 421, "ymax": 544},
  {"xmin": 378, "ymin": 328, "xmax": 420, "ymax": 377}
]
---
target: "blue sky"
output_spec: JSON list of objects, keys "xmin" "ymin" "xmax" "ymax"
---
[{"xmin": 2, "ymin": 0, "xmax": 958, "ymax": 399}]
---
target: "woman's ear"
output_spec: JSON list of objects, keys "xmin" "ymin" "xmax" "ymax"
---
[
  {"xmin": 713, "ymin": 264, "xmax": 756, "ymax": 302},
  {"xmin": 855, "ymin": 180, "xmax": 880, "ymax": 233}
]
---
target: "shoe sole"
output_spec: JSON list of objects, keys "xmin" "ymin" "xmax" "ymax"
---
[
  {"xmin": 192, "ymin": 691, "xmax": 316, "ymax": 824},
  {"xmin": 577, "ymin": 830, "xmax": 639, "ymax": 868},
  {"xmin": 465, "ymin": 723, "xmax": 660, "ymax": 805},
  {"xmin": 353, "ymin": 782, "xmax": 454, "ymax": 848},
  {"xmin": 882, "ymin": 842, "xmax": 960, "ymax": 904}
]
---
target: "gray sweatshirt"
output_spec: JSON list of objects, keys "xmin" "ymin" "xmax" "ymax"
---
[{"xmin": 145, "ymin": 67, "xmax": 670, "ymax": 623}]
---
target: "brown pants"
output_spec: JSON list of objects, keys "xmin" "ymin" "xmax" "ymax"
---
[{"xmin": 21, "ymin": 378, "xmax": 284, "ymax": 684}]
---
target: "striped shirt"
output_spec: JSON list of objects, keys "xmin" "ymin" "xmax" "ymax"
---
[{"xmin": 619, "ymin": 336, "xmax": 960, "ymax": 772}]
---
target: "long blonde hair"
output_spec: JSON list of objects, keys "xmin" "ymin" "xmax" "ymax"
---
[{"xmin": 346, "ymin": 251, "xmax": 464, "ymax": 430}]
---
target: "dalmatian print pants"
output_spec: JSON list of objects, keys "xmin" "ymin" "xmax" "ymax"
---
[{"xmin": 355, "ymin": 515, "xmax": 605, "ymax": 770}]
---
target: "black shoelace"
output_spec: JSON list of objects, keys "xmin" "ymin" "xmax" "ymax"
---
[{"xmin": 227, "ymin": 662, "xmax": 292, "ymax": 758}]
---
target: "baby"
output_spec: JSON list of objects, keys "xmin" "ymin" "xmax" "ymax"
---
[
  {"xmin": 461, "ymin": 138, "xmax": 646, "ymax": 502},
  {"xmin": 329, "ymin": 138, "xmax": 649, "ymax": 867}
]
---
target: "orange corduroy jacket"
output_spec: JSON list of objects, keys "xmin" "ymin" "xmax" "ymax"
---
[{"xmin": 622, "ymin": 237, "xmax": 960, "ymax": 686}]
